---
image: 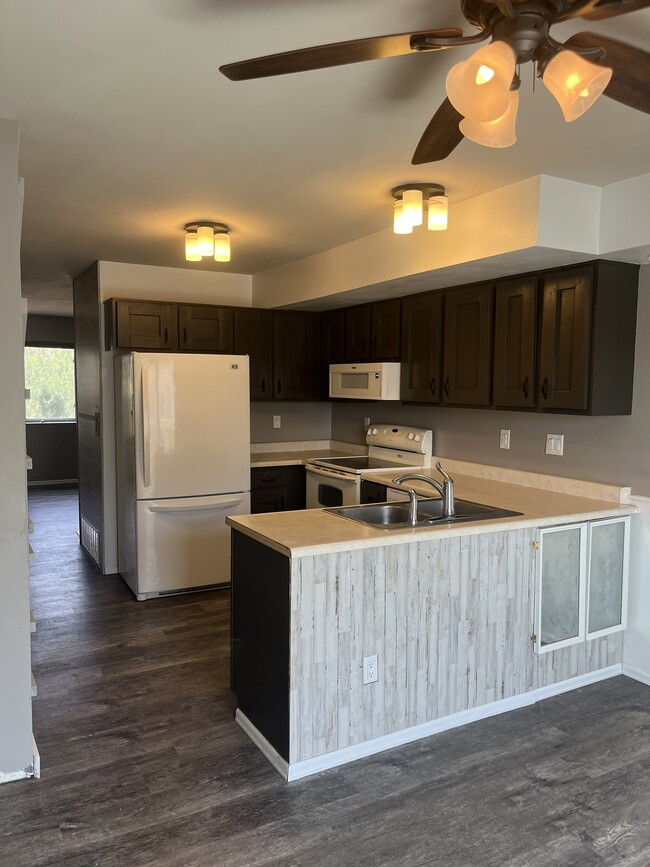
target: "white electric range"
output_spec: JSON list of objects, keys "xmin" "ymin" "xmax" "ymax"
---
[{"xmin": 305, "ymin": 424, "xmax": 433, "ymax": 509}]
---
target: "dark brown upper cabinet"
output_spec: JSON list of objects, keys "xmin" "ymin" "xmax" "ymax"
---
[
  {"xmin": 345, "ymin": 305, "xmax": 371, "ymax": 360},
  {"xmin": 442, "ymin": 283, "xmax": 493, "ymax": 406},
  {"xmin": 233, "ymin": 308, "xmax": 274, "ymax": 401},
  {"xmin": 113, "ymin": 300, "xmax": 177, "ymax": 350},
  {"xmin": 538, "ymin": 262, "xmax": 638, "ymax": 415},
  {"xmin": 371, "ymin": 299, "xmax": 401, "ymax": 360},
  {"xmin": 273, "ymin": 311, "xmax": 321, "ymax": 401},
  {"xmin": 493, "ymin": 277, "xmax": 538, "ymax": 409},
  {"xmin": 321, "ymin": 309, "xmax": 346, "ymax": 398},
  {"xmin": 400, "ymin": 292, "xmax": 442, "ymax": 404},
  {"xmin": 178, "ymin": 305, "xmax": 233, "ymax": 353}
]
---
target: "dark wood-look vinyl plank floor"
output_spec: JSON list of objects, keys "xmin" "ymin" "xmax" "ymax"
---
[{"xmin": 1, "ymin": 488, "xmax": 649, "ymax": 866}]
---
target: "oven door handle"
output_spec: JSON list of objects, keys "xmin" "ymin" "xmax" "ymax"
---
[{"xmin": 306, "ymin": 464, "xmax": 358, "ymax": 482}]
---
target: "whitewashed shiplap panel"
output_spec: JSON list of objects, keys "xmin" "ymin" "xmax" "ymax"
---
[{"xmin": 288, "ymin": 527, "xmax": 623, "ymax": 765}]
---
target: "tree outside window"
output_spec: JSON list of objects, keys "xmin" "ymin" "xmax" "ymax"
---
[{"xmin": 24, "ymin": 347, "xmax": 76, "ymax": 421}]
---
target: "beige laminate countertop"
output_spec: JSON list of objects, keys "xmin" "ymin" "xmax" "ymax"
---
[{"xmin": 228, "ymin": 461, "xmax": 635, "ymax": 558}]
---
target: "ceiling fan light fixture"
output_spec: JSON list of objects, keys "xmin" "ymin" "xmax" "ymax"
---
[
  {"xmin": 213, "ymin": 230, "xmax": 231, "ymax": 262},
  {"xmin": 542, "ymin": 50, "xmax": 613, "ymax": 122},
  {"xmin": 184, "ymin": 222, "xmax": 231, "ymax": 263},
  {"xmin": 393, "ymin": 200, "xmax": 414, "ymax": 235},
  {"xmin": 446, "ymin": 41, "xmax": 516, "ymax": 122},
  {"xmin": 459, "ymin": 89, "xmax": 519, "ymax": 148},
  {"xmin": 427, "ymin": 193, "xmax": 448, "ymax": 231}
]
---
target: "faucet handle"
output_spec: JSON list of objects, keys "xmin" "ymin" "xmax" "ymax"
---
[{"xmin": 435, "ymin": 462, "xmax": 453, "ymax": 485}]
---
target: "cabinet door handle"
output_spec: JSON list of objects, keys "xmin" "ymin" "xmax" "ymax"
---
[
  {"xmin": 261, "ymin": 378, "xmax": 266, "ymax": 394},
  {"xmin": 541, "ymin": 376, "xmax": 549, "ymax": 401},
  {"xmin": 183, "ymin": 327, "xmax": 187, "ymax": 345},
  {"xmin": 277, "ymin": 379, "xmax": 282, "ymax": 394},
  {"xmin": 164, "ymin": 327, "xmax": 169, "ymax": 345},
  {"xmin": 522, "ymin": 376, "xmax": 529, "ymax": 399},
  {"xmin": 429, "ymin": 377, "xmax": 436, "ymax": 396},
  {"xmin": 444, "ymin": 377, "xmax": 450, "ymax": 397}
]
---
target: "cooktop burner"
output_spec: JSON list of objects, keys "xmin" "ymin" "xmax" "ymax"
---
[{"xmin": 312, "ymin": 456, "xmax": 421, "ymax": 473}]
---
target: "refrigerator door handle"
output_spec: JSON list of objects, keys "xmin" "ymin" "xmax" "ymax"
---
[
  {"xmin": 141, "ymin": 364, "xmax": 151, "ymax": 488},
  {"xmin": 147, "ymin": 497, "xmax": 244, "ymax": 513}
]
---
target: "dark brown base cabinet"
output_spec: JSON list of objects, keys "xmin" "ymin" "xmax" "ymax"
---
[{"xmin": 251, "ymin": 466, "xmax": 306, "ymax": 514}]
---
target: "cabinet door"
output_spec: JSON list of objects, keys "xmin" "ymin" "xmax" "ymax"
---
[
  {"xmin": 321, "ymin": 309, "xmax": 346, "ymax": 398},
  {"xmin": 233, "ymin": 308, "xmax": 273, "ymax": 401},
  {"xmin": 360, "ymin": 480, "xmax": 388, "ymax": 504},
  {"xmin": 115, "ymin": 301, "xmax": 177, "ymax": 350},
  {"xmin": 371, "ymin": 299, "xmax": 401, "ymax": 360},
  {"xmin": 273, "ymin": 312, "xmax": 307, "ymax": 400},
  {"xmin": 400, "ymin": 292, "xmax": 442, "ymax": 403},
  {"xmin": 536, "ymin": 524, "xmax": 587, "ymax": 653},
  {"xmin": 178, "ymin": 305, "xmax": 233, "ymax": 353},
  {"xmin": 442, "ymin": 284, "xmax": 493, "ymax": 406},
  {"xmin": 587, "ymin": 517, "xmax": 629, "ymax": 639},
  {"xmin": 493, "ymin": 277, "xmax": 537, "ymax": 408},
  {"xmin": 345, "ymin": 305, "xmax": 371, "ymax": 361},
  {"xmin": 538, "ymin": 268, "xmax": 592, "ymax": 411}
]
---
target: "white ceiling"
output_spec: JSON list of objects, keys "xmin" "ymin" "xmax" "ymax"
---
[{"xmin": 1, "ymin": 0, "xmax": 649, "ymax": 316}]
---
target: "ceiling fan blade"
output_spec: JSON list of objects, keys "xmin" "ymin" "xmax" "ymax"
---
[
  {"xmin": 566, "ymin": 32, "xmax": 650, "ymax": 113},
  {"xmin": 559, "ymin": 0, "xmax": 650, "ymax": 21},
  {"xmin": 412, "ymin": 98, "xmax": 464, "ymax": 164},
  {"xmin": 219, "ymin": 28, "xmax": 463, "ymax": 80}
]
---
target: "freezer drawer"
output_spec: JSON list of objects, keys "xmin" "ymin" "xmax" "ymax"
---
[{"xmin": 132, "ymin": 492, "xmax": 250, "ymax": 600}]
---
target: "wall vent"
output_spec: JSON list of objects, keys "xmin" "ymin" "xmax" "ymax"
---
[{"xmin": 80, "ymin": 516, "xmax": 100, "ymax": 566}]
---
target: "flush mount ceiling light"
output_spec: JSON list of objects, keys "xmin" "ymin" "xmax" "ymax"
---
[
  {"xmin": 219, "ymin": 0, "xmax": 649, "ymax": 165},
  {"xmin": 391, "ymin": 184, "xmax": 448, "ymax": 235},
  {"xmin": 184, "ymin": 222, "xmax": 231, "ymax": 263}
]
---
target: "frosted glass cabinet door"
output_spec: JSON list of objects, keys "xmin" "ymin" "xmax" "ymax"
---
[
  {"xmin": 587, "ymin": 517, "xmax": 630, "ymax": 638},
  {"xmin": 537, "ymin": 524, "xmax": 587, "ymax": 653}
]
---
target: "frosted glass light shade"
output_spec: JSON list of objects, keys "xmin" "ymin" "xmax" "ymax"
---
[
  {"xmin": 393, "ymin": 200, "xmax": 414, "ymax": 234},
  {"xmin": 427, "ymin": 195, "xmax": 448, "ymax": 231},
  {"xmin": 196, "ymin": 224, "xmax": 215, "ymax": 256},
  {"xmin": 185, "ymin": 231, "xmax": 202, "ymax": 261},
  {"xmin": 459, "ymin": 89, "xmax": 519, "ymax": 148},
  {"xmin": 402, "ymin": 188, "xmax": 423, "ymax": 227},
  {"xmin": 543, "ymin": 50, "xmax": 612, "ymax": 122},
  {"xmin": 214, "ymin": 232, "xmax": 231, "ymax": 262},
  {"xmin": 446, "ymin": 41, "xmax": 516, "ymax": 122}
]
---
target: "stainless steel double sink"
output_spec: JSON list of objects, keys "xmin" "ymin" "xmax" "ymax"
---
[{"xmin": 328, "ymin": 498, "xmax": 522, "ymax": 530}]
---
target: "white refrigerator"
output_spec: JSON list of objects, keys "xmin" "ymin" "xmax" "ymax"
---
[{"xmin": 115, "ymin": 352, "xmax": 251, "ymax": 600}]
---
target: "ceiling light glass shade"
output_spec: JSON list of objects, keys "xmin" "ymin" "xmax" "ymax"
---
[
  {"xmin": 393, "ymin": 200, "xmax": 414, "ymax": 234},
  {"xmin": 459, "ymin": 89, "xmax": 519, "ymax": 148},
  {"xmin": 542, "ymin": 50, "xmax": 612, "ymax": 122},
  {"xmin": 185, "ymin": 231, "xmax": 202, "ymax": 262},
  {"xmin": 401, "ymin": 188, "xmax": 423, "ymax": 227},
  {"xmin": 213, "ymin": 232, "xmax": 231, "ymax": 262},
  {"xmin": 446, "ymin": 41, "xmax": 516, "ymax": 122},
  {"xmin": 196, "ymin": 224, "xmax": 215, "ymax": 257},
  {"xmin": 427, "ymin": 194, "xmax": 448, "ymax": 231}
]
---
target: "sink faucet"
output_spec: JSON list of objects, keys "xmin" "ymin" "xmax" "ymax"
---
[{"xmin": 391, "ymin": 462, "xmax": 455, "ymax": 524}]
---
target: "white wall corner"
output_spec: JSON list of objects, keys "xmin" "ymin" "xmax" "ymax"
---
[
  {"xmin": 537, "ymin": 175, "xmax": 601, "ymax": 254},
  {"xmin": 599, "ymin": 173, "xmax": 650, "ymax": 259}
]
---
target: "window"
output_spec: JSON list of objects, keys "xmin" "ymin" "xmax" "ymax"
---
[{"xmin": 24, "ymin": 346, "xmax": 76, "ymax": 421}]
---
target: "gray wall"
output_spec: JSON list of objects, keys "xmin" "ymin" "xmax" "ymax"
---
[
  {"xmin": 332, "ymin": 265, "xmax": 650, "ymax": 497},
  {"xmin": 251, "ymin": 401, "xmax": 332, "ymax": 444}
]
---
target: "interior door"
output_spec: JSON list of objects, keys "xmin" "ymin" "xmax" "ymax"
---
[{"xmin": 133, "ymin": 353, "xmax": 250, "ymax": 500}]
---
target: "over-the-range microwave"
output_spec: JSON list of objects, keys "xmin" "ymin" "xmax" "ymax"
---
[{"xmin": 329, "ymin": 362, "xmax": 401, "ymax": 401}]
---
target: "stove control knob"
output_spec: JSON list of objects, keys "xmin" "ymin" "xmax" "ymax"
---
[
  {"xmin": 371, "ymin": 428, "xmax": 378, "ymax": 436},
  {"xmin": 414, "ymin": 434, "xmax": 421, "ymax": 442},
  {"xmin": 408, "ymin": 433, "xmax": 414, "ymax": 440}
]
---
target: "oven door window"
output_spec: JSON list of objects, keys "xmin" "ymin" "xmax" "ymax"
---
[{"xmin": 317, "ymin": 483, "xmax": 344, "ymax": 508}]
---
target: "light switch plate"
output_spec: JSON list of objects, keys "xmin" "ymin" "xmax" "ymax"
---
[
  {"xmin": 500, "ymin": 429, "xmax": 511, "ymax": 450},
  {"xmin": 545, "ymin": 433, "xmax": 564, "ymax": 456},
  {"xmin": 273, "ymin": 415, "xmax": 281, "ymax": 429}
]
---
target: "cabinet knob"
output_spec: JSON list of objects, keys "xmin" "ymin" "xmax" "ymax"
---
[
  {"xmin": 183, "ymin": 327, "xmax": 188, "ymax": 345},
  {"xmin": 532, "ymin": 540, "xmax": 540, "ymax": 550},
  {"xmin": 164, "ymin": 327, "xmax": 169, "ymax": 344},
  {"xmin": 429, "ymin": 377, "xmax": 436, "ymax": 396},
  {"xmin": 443, "ymin": 377, "xmax": 450, "ymax": 397},
  {"xmin": 522, "ymin": 376, "xmax": 529, "ymax": 399},
  {"xmin": 261, "ymin": 378, "xmax": 266, "ymax": 394}
]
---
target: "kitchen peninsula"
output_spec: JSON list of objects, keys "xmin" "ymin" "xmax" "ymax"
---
[{"xmin": 227, "ymin": 460, "xmax": 635, "ymax": 781}]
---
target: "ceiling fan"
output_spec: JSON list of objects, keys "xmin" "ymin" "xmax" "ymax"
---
[{"xmin": 220, "ymin": 0, "xmax": 650, "ymax": 164}]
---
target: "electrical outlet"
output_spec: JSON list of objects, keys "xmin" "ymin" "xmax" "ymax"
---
[
  {"xmin": 273, "ymin": 415, "xmax": 281, "ymax": 429},
  {"xmin": 363, "ymin": 417, "xmax": 371, "ymax": 431},
  {"xmin": 500, "ymin": 429, "xmax": 511, "ymax": 450},
  {"xmin": 545, "ymin": 433, "xmax": 564, "ymax": 456},
  {"xmin": 363, "ymin": 654, "xmax": 378, "ymax": 684}
]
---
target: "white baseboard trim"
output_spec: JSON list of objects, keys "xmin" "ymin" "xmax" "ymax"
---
[
  {"xmin": 235, "ymin": 710, "xmax": 289, "ymax": 780},
  {"xmin": 0, "ymin": 769, "xmax": 30, "ymax": 785},
  {"xmin": 622, "ymin": 662, "xmax": 650, "ymax": 687},
  {"xmin": 239, "ymin": 665, "xmax": 623, "ymax": 782},
  {"xmin": 32, "ymin": 734, "xmax": 41, "ymax": 779}
]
